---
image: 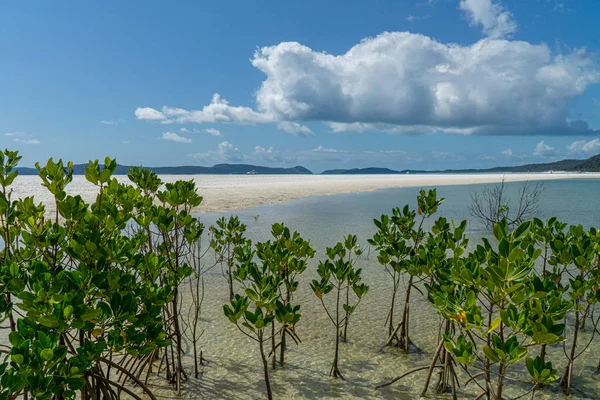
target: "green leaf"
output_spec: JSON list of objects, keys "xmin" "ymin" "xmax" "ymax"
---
[
  {"xmin": 39, "ymin": 315, "xmax": 59, "ymax": 328},
  {"xmin": 482, "ymin": 346, "xmax": 500, "ymax": 363},
  {"xmin": 11, "ymin": 354, "xmax": 24, "ymax": 364},
  {"xmin": 487, "ymin": 317, "xmax": 501, "ymax": 334},
  {"xmin": 40, "ymin": 348, "xmax": 54, "ymax": 361}
]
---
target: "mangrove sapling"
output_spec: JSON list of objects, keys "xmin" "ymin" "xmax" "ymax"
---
[
  {"xmin": 0, "ymin": 150, "xmax": 24, "ymax": 333},
  {"xmin": 369, "ymin": 189, "xmax": 444, "ymax": 352},
  {"xmin": 379, "ymin": 217, "xmax": 469, "ymax": 397},
  {"xmin": 210, "ymin": 216, "xmax": 249, "ymax": 301},
  {"xmin": 224, "ymin": 243, "xmax": 300, "ymax": 400},
  {"xmin": 181, "ymin": 236, "xmax": 219, "ymax": 378},
  {"xmin": 310, "ymin": 238, "xmax": 369, "ymax": 379},
  {"xmin": 444, "ymin": 219, "xmax": 567, "ymax": 400},
  {"xmin": 148, "ymin": 180, "xmax": 204, "ymax": 394},
  {"xmin": 339, "ymin": 234, "xmax": 364, "ymax": 343},
  {"xmin": 255, "ymin": 223, "xmax": 315, "ymax": 367},
  {"xmin": 557, "ymin": 225, "xmax": 600, "ymax": 395},
  {"xmin": 0, "ymin": 153, "xmax": 172, "ymax": 399}
]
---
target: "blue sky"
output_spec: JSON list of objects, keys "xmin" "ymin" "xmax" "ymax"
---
[{"xmin": 2, "ymin": 0, "xmax": 600, "ymax": 173}]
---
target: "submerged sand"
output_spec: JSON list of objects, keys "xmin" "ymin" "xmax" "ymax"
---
[
  {"xmin": 5, "ymin": 173, "xmax": 600, "ymax": 399},
  {"xmin": 10, "ymin": 172, "xmax": 600, "ymax": 215}
]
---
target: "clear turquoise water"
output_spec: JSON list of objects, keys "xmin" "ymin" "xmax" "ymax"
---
[{"xmin": 187, "ymin": 179, "xmax": 600, "ymax": 400}]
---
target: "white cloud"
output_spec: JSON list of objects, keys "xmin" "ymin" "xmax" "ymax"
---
[
  {"xmin": 254, "ymin": 146, "xmax": 283, "ymax": 162},
  {"xmin": 122, "ymin": 140, "xmax": 130, "ymax": 144},
  {"xmin": 313, "ymin": 145, "xmax": 338, "ymax": 153},
  {"xmin": 136, "ymin": 107, "xmax": 167, "ymax": 121},
  {"xmin": 137, "ymin": 94, "xmax": 274, "ymax": 125},
  {"xmin": 162, "ymin": 132, "xmax": 192, "ymax": 144},
  {"xmin": 277, "ymin": 121, "xmax": 314, "ymax": 137},
  {"xmin": 100, "ymin": 120, "xmax": 117, "ymax": 125},
  {"xmin": 252, "ymin": 33, "xmax": 598, "ymax": 135},
  {"xmin": 567, "ymin": 139, "xmax": 600, "ymax": 155},
  {"xmin": 5, "ymin": 131, "xmax": 25, "ymax": 137},
  {"xmin": 189, "ymin": 141, "xmax": 243, "ymax": 162},
  {"xmin": 136, "ymin": 30, "xmax": 599, "ymax": 137},
  {"xmin": 14, "ymin": 138, "xmax": 40, "ymax": 145},
  {"xmin": 459, "ymin": 0, "xmax": 517, "ymax": 39},
  {"xmin": 533, "ymin": 141, "xmax": 559, "ymax": 157},
  {"xmin": 501, "ymin": 149, "xmax": 513, "ymax": 157},
  {"xmin": 205, "ymin": 128, "xmax": 222, "ymax": 136}
]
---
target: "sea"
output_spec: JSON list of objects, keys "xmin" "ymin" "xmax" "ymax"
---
[{"xmin": 3, "ymin": 178, "xmax": 600, "ymax": 399}]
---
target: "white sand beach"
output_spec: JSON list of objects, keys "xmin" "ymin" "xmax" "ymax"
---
[{"xmin": 11, "ymin": 172, "xmax": 600, "ymax": 215}]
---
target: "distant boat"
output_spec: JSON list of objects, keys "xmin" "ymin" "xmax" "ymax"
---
[{"xmin": 247, "ymin": 170, "xmax": 257, "ymax": 175}]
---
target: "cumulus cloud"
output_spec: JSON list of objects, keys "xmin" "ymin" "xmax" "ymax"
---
[
  {"xmin": 136, "ymin": 29, "xmax": 599, "ymax": 137},
  {"xmin": 5, "ymin": 131, "xmax": 26, "ymax": 137},
  {"xmin": 459, "ymin": 0, "xmax": 517, "ymax": 39},
  {"xmin": 205, "ymin": 128, "xmax": 222, "ymax": 136},
  {"xmin": 313, "ymin": 145, "xmax": 338, "ymax": 153},
  {"xmin": 277, "ymin": 121, "xmax": 314, "ymax": 136},
  {"xmin": 567, "ymin": 139, "xmax": 600, "ymax": 155},
  {"xmin": 533, "ymin": 141, "xmax": 559, "ymax": 157},
  {"xmin": 162, "ymin": 132, "xmax": 192, "ymax": 144},
  {"xmin": 136, "ymin": 107, "xmax": 166, "ymax": 121},
  {"xmin": 254, "ymin": 146, "xmax": 283, "ymax": 162},
  {"xmin": 252, "ymin": 34, "xmax": 598, "ymax": 135},
  {"xmin": 189, "ymin": 141, "xmax": 243, "ymax": 162},
  {"xmin": 136, "ymin": 94, "xmax": 273, "ymax": 125},
  {"xmin": 501, "ymin": 149, "xmax": 513, "ymax": 157},
  {"xmin": 100, "ymin": 120, "xmax": 117, "ymax": 125}
]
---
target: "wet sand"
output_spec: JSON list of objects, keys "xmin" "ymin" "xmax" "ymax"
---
[{"xmin": 11, "ymin": 173, "xmax": 600, "ymax": 215}]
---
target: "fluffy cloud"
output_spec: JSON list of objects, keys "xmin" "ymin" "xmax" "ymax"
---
[
  {"xmin": 136, "ymin": 94, "xmax": 273, "ymax": 125},
  {"xmin": 533, "ymin": 141, "xmax": 559, "ymax": 157},
  {"xmin": 277, "ymin": 121, "xmax": 314, "ymax": 136},
  {"xmin": 459, "ymin": 0, "xmax": 517, "ymax": 39},
  {"xmin": 136, "ymin": 16, "xmax": 599, "ymax": 137},
  {"xmin": 162, "ymin": 132, "xmax": 192, "ymax": 144},
  {"xmin": 136, "ymin": 107, "xmax": 166, "ymax": 121},
  {"xmin": 254, "ymin": 146, "xmax": 283, "ymax": 162},
  {"xmin": 205, "ymin": 128, "xmax": 222, "ymax": 136},
  {"xmin": 189, "ymin": 141, "xmax": 243, "ymax": 162},
  {"xmin": 567, "ymin": 139, "xmax": 600, "ymax": 155},
  {"xmin": 501, "ymin": 149, "xmax": 513, "ymax": 157},
  {"xmin": 251, "ymin": 34, "xmax": 598, "ymax": 135},
  {"xmin": 313, "ymin": 145, "xmax": 338, "ymax": 153}
]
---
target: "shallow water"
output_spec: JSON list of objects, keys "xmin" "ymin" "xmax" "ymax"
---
[
  {"xmin": 165, "ymin": 180, "xmax": 600, "ymax": 399},
  {"xmin": 4, "ymin": 179, "xmax": 600, "ymax": 399}
]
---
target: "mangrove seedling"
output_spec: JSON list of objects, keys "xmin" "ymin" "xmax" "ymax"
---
[
  {"xmin": 210, "ymin": 215, "xmax": 249, "ymax": 301},
  {"xmin": 311, "ymin": 236, "xmax": 369, "ymax": 379}
]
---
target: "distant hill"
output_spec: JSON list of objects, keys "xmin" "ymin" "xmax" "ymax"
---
[
  {"xmin": 16, "ymin": 163, "xmax": 313, "ymax": 175},
  {"xmin": 322, "ymin": 167, "xmax": 423, "ymax": 175},
  {"xmin": 14, "ymin": 153, "xmax": 600, "ymax": 177},
  {"xmin": 321, "ymin": 153, "xmax": 600, "ymax": 174}
]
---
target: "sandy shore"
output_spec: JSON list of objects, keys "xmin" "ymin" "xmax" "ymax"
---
[{"xmin": 11, "ymin": 172, "xmax": 600, "ymax": 215}]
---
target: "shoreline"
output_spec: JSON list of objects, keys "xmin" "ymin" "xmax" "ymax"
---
[{"xmin": 11, "ymin": 172, "xmax": 600, "ymax": 216}]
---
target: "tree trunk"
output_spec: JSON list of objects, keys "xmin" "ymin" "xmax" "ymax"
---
[
  {"xmin": 561, "ymin": 299, "xmax": 580, "ymax": 395},
  {"xmin": 330, "ymin": 287, "xmax": 343, "ymax": 379},
  {"xmin": 495, "ymin": 362, "xmax": 505, "ymax": 400},
  {"xmin": 271, "ymin": 321, "xmax": 277, "ymax": 369},
  {"xmin": 399, "ymin": 275, "xmax": 414, "ymax": 353},
  {"xmin": 259, "ymin": 331, "xmax": 273, "ymax": 400}
]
